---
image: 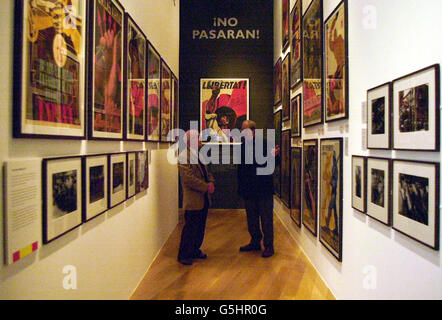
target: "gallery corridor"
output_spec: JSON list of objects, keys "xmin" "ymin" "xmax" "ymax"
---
[{"xmin": 131, "ymin": 209, "xmax": 335, "ymax": 300}]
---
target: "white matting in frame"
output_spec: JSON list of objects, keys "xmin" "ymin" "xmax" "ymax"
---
[
  {"xmin": 109, "ymin": 153, "xmax": 127, "ymax": 208},
  {"xmin": 84, "ymin": 155, "xmax": 108, "ymax": 221},
  {"xmin": 366, "ymin": 158, "xmax": 391, "ymax": 226},
  {"xmin": 367, "ymin": 83, "xmax": 391, "ymax": 149},
  {"xmin": 352, "ymin": 156, "xmax": 366, "ymax": 213}
]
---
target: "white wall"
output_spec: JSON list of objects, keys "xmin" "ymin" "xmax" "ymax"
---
[
  {"xmin": 274, "ymin": 0, "xmax": 442, "ymax": 299},
  {"xmin": 0, "ymin": 0, "xmax": 179, "ymax": 299}
]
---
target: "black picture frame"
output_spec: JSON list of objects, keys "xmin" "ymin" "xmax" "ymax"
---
[
  {"xmin": 291, "ymin": 94, "xmax": 302, "ymax": 138},
  {"xmin": 136, "ymin": 150, "xmax": 149, "ymax": 194},
  {"xmin": 274, "ymin": 58, "xmax": 282, "ymax": 107},
  {"xmin": 126, "ymin": 152, "xmax": 137, "ymax": 199},
  {"xmin": 108, "ymin": 152, "xmax": 127, "ymax": 209},
  {"xmin": 147, "ymin": 41, "xmax": 162, "ymax": 142},
  {"xmin": 366, "ymin": 157, "xmax": 392, "ymax": 226},
  {"xmin": 274, "ymin": 110, "xmax": 282, "ymax": 198},
  {"xmin": 302, "ymin": 139, "xmax": 319, "ymax": 237},
  {"xmin": 83, "ymin": 154, "xmax": 108, "ymax": 222},
  {"xmin": 367, "ymin": 82, "xmax": 393, "ymax": 150},
  {"xmin": 290, "ymin": 0, "xmax": 303, "ymax": 89},
  {"xmin": 351, "ymin": 155, "xmax": 367, "ymax": 214},
  {"xmin": 172, "ymin": 73, "xmax": 180, "ymax": 142},
  {"xmin": 282, "ymin": 53, "xmax": 291, "ymax": 121},
  {"xmin": 282, "ymin": 0, "xmax": 290, "ymax": 52},
  {"xmin": 281, "ymin": 129, "xmax": 292, "ymax": 208},
  {"xmin": 160, "ymin": 59, "xmax": 172, "ymax": 143},
  {"xmin": 290, "ymin": 147, "xmax": 302, "ymax": 228}
]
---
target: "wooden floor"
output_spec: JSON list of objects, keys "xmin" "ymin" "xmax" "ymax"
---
[{"xmin": 131, "ymin": 210, "xmax": 335, "ymax": 300}]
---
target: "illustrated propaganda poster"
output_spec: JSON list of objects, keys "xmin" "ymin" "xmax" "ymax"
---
[
  {"xmin": 147, "ymin": 44, "xmax": 161, "ymax": 141},
  {"xmin": 282, "ymin": 54, "xmax": 291, "ymax": 121},
  {"xmin": 161, "ymin": 61, "xmax": 172, "ymax": 142},
  {"xmin": 319, "ymin": 138, "xmax": 343, "ymax": 261},
  {"xmin": 302, "ymin": 139, "xmax": 318, "ymax": 236},
  {"xmin": 274, "ymin": 58, "xmax": 282, "ymax": 106},
  {"xmin": 274, "ymin": 111, "xmax": 282, "ymax": 198},
  {"xmin": 281, "ymin": 130, "xmax": 291, "ymax": 208},
  {"xmin": 125, "ymin": 16, "xmax": 146, "ymax": 141},
  {"xmin": 302, "ymin": 0, "xmax": 323, "ymax": 127},
  {"xmin": 290, "ymin": 0, "xmax": 302, "ymax": 88},
  {"xmin": 291, "ymin": 147, "xmax": 302, "ymax": 227},
  {"xmin": 282, "ymin": 0, "xmax": 289, "ymax": 51},
  {"xmin": 91, "ymin": 0, "xmax": 124, "ymax": 139},
  {"xmin": 15, "ymin": 0, "xmax": 87, "ymax": 138},
  {"xmin": 291, "ymin": 94, "xmax": 302, "ymax": 137},
  {"xmin": 325, "ymin": 0, "xmax": 348, "ymax": 122},
  {"xmin": 200, "ymin": 79, "xmax": 249, "ymax": 143}
]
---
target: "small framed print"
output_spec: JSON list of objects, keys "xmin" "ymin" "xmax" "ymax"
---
[
  {"xmin": 147, "ymin": 42, "xmax": 161, "ymax": 142},
  {"xmin": 290, "ymin": 0, "xmax": 302, "ymax": 89},
  {"xmin": 172, "ymin": 74, "xmax": 179, "ymax": 141},
  {"xmin": 392, "ymin": 160, "xmax": 439, "ymax": 250},
  {"xmin": 290, "ymin": 147, "xmax": 302, "ymax": 227},
  {"xmin": 43, "ymin": 156, "xmax": 83, "ymax": 244},
  {"xmin": 291, "ymin": 94, "xmax": 302, "ymax": 138},
  {"xmin": 282, "ymin": 53, "xmax": 291, "ymax": 121},
  {"xmin": 274, "ymin": 58, "xmax": 282, "ymax": 107},
  {"xmin": 136, "ymin": 151, "xmax": 149, "ymax": 193},
  {"xmin": 281, "ymin": 0, "xmax": 290, "ymax": 52},
  {"xmin": 127, "ymin": 152, "xmax": 137, "ymax": 199},
  {"xmin": 109, "ymin": 153, "xmax": 127, "ymax": 208},
  {"xmin": 366, "ymin": 157, "xmax": 392, "ymax": 226},
  {"xmin": 83, "ymin": 155, "xmax": 108, "ymax": 222},
  {"xmin": 367, "ymin": 83, "xmax": 392, "ymax": 149},
  {"xmin": 352, "ymin": 156, "xmax": 366, "ymax": 213},
  {"xmin": 393, "ymin": 64, "xmax": 440, "ymax": 151},
  {"xmin": 281, "ymin": 130, "xmax": 292, "ymax": 208},
  {"xmin": 302, "ymin": 139, "xmax": 319, "ymax": 237},
  {"xmin": 160, "ymin": 60, "xmax": 172, "ymax": 142},
  {"xmin": 274, "ymin": 110, "xmax": 282, "ymax": 198}
]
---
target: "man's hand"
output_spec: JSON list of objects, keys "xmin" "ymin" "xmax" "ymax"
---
[{"xmin": 207, "ymin": 182, "xmax": 215, "ymax": 194}]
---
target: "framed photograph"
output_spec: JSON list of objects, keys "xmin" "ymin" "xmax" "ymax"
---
[
  {"xmin": 290, "ymin": 147, "xmax": 302, "ymax": 227},
  {"xmin": 392, "ymin": 160, "xmax": 439, "ymax": 250},
  {"xmin": 83, "ymin": 155, "xmax": 108, "ymax": 221},
  {"xmin": 200, "ymin": 78, "xmax": 249, "ymax": 143},
  {"xmin": 147, "ymin": 42, "xmax": 161, "ymax": 142},
  {"xmin": 282, "ymin": 53, "xmax": 291, "ymax": 121},
  {"xmin": 274, "ymin": 58, "xmax": 282, "ymax": 106},
  {"xmin": 172, "ymin": 73, "xmax": 179, "ymax": 141},
  {"xmin": 367, "ymin": 82, "xmax": 392, "ymax": 149},
  {"xmin": 274, "ymin": 110, "xmax": 282, "ymax": 198},
  {"xmin": 290, "ymin": 0, "xmax": 303, "ymax": 89},
  {"xmin": 302, "ymin": 139, "xmax": 318, "ymax": 237},
  {"xmin": 351, "ymin": 156, "xmax": 366, "ymax": 213},
  {"xmin": 136, "ymin": 151, "xmax": 149, "ymax": 193},
  {"xmin": 393, "ymin": 64, "xmax": 440, "ymax": 151},
  {"xmin": 124, "ymin": 14, "xmax": 147, "ymax": 141},
  {"xmin": 281, "ymin": 130, "xmax": 291, "ymax": 208},
  {"xmin": 127, "ymin": 152, "xmax": 137, "ymax": 198},
  {"xmin": 367, "ymin": 157, "xmax": 392, "ymax": 226},
  {"xmin": 302, "ymin": 0, "xmax": 323, "ymax": 128},
  {"xmin": 43, "ymin": 156, "xmax": 82, "ymax": 244},
  {"xmin": 13, "ymin": 0, "xmax": 87, "ymax": 139},
  {"xmin": 291, "ymin": 94, "xmax": 302, "ymax": 138},
  {"xmin": 324, "ymin": 0, "xmax": 349, "ymax": 123},
  {"xmin": 160, "ymin": 60, "xmax": 172, "ymax": 142},
  {"xmin": 281, "ymin": 0, "xmax": 290, "ymax": 52},
  {"xmin": 109, "ymin": 153, "xmax": 127, "ymax": 208}
]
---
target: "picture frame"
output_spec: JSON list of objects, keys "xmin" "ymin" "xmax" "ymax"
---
[
  {"xmin": 291, "ymin": 94, "xmax": 302, "ymax": 138},
  {"xmin": 136, "ymin": 150, "xmax": 149, "ymax": 193},
  {"xmin": 351, "ymin": 156, "xmax": 367, "ymax": 213},
  {"xmin": 367, "ymin": 82, "xmax": 392, "ymax": 149},
  {"xmin": 392, "ymin": 160, "xmax": 439, "ymax": 250},
  {"xmin": 42, "ymin": 156, "xmax": 83, "ymax": 244},
  {"xmin": 13, "ymin": 0, "xmax": 87, "ymax": 140},
  {"xmin": 160, "ymin": 59, "xmax": 172, "ymax": 142},
  {"xmin": 302, "ymin": 139, "xmax": 319, "ymax": 237},
  {"xmin": 324, "ymin": 0, "xmax": 349, "ymax": 123},
  {"xmin": 281, "ymin": 0, "xmax": 290, "ymax": 52},
  {"xmin": 124, "ymin": 13, "xmax": 147, "ymax": 141},
  {"xmin": 274, "ymin": 110, "xmax": 282, "ymax": 198},
  {"xmin": 366, "ymin": 157, "xmax": 392, "ymax": 226},
  {"xmin": 282, "ymin": 53, "xmax": 291, "ymax": 121},
  {"xmin": 290, "ymin": 0, "xmax": 303, "ymax": 89},
  {"xmin": 172, "ymin": 73, "xmax": 179, "ymax": 142},
  {"xmin": 127, "ymin": 152, "xmax": 137, "ymax": 199},
  {"xmin": 147, "ymin": 42, "xmax": 161, "ymax": 142},
  {"xmin": 274, "ymin": 58, "xmax": 282, "ymax": 107},
  {"xmin": 302, "ymin": 0, "xmax": 323, "ymax": 128},
  {"xmin": 392, "ymin": 64, "xmax": 440, "ymax": 151},
  {"xmin": 319, "ymin": 138, "xmax": 343, "ymax": 261},
  {"xmin": 108, "ymin": 153, "xmax": 127, "ymax": 209},
  {"xmin": 83, "ymin": 154, "xmax": 108, "ymax": 222},
  {"xmin": 290, "ymin": 147, "xmax": 302, "ymax": 227},
  {"xmin": 281, "ymin": 130, "xmax": 292, "ymax": 208}
]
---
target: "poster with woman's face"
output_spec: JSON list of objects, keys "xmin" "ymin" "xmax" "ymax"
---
[{"xmin": 147, "ymin": 45, "xmax": 161, "ymax": 141}]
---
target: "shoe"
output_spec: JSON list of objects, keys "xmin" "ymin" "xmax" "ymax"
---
[
  {"xmin": 239, "ymin": 243, "xmax": 262, "ymax": 252},
  {"xmin": 193, "ymin": 251, "xmax": 208, "ymax": 259},
  {"xmin": 178, "ymin": 258, "xmax": 193, "ymax": 266},
  {"xmin": 262, "ymin": 248, "xmax": 274, "ymax": 258}
]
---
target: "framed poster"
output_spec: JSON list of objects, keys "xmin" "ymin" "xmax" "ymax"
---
[
  {"xmin": 290, "ymin": 0, "xmax": 302, "ymax": 88},
  {"xmin": 147, "ymin": 42, "xmax": 161, "ymax": 141},
  {"xmin": 324, "ymin": 0, "xmax": 348, "ymax": 123},
  {"xmin": 392, "ymin": 160, "xmax": 439, "ymax": 250},
  {"xmin": 172, "ymin": 74, "xmax": 179, "ymax": 141},
  {"xmin": 274, "ymin": 111, "xmax": 282, "ymax": 198},
  {"xmin": 124, "ymin": 14, "xmax": 147, "ymax": 141},
  {"xmin": 367, "ymin": 82, "xmax": 392, "ymax": 149},
  {"xmin": 274, "ymin": 58, "xmax": 282, "ymax": 107},
  {"xmin": 351, "ymin": 156, "xmax": 366, "ymax": 213},
  {"xmin": 109, "ymin": 153, "xmax": 127, "ymax": 208},
  {"xmin": 136, "ymin": 150, "xmax": 149, "ymax": 193},
  {"xmin": 290, "ymin": 147, "xmax": 302, "ymax": 227},
  {"xmin": 127, "ymin": 152, "xmax": 137, "ymax": 198},
  {"xmin": 392, "ymin": 64, "xmax": 440, "ymax": 151},
  {"xmin": 281, "ymin": 0, "xmax": 290, "ymax": 52},
  {"xmin": 200, "ymin": 78, "xmax": 249, "ymax": 143},
  {"xmin": 302, "ymin": 139, "xmax": 318, "ymax": 237},
  {"xmin": 13, "ymin": 0, "xmax": 87, "ymax": 139},
  {"xmin": 160, "ymin": 60, "xmax": 172, "ymax": 142},
  {"xmin": 366, "ymin": 157, "xmax": 392, "ymax": 226},
  {"xmin": 282, "ymin": 53, "xmax": 291, "ymax": 121},
  {"xmin": 291, "ymin": 94, "xmax": 302, "ymax": 138},
  {"xmin": 302, "ymin": 0, "xmax": 323, "ymax": 128},
  {"xmin": 319, "ymin": 138, "xmax": 343, "ymax": 261},
  {"xmin": 43, "ymin": 156, "xmax": 82, "ymax": 244},
  {"xmin": 88, "ymin": 0, "xmax": 125, "ymax": 140},
  {"xmin": 281, "ymin": 130, "xmax": 291, "ymax": 208},
  {"xmin": 83, "ymin": 155, "xmax": 108, "ymax": 221}
]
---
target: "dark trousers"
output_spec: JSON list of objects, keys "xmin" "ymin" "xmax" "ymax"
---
[
  {"xmin": 244, "ymin": 194, "xmax": 274, "ymax": 249},
  {"xmin": 178, "ymin": 198, "xmax": 209, "ymax": 260}
]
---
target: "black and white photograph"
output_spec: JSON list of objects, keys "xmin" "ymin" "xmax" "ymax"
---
[
  {"xmin": 84, "ymin": 155, "xmax": 108, "ymax": 221},
  {"xmin": 366, "ymin": 158, "xmax": 391, "ymax": 226},
  {"xmin": 90, "ymin": 165, "xmax": 105, "ymax": 204},
  {"xmin": 352, "ymin": 156, "xmax": 366, "ymax": 213},
  {"xmin": 137, "ymin": 151, "xmax": 149, "ymax": 193},
  {"xmin": 127, "ymin": 152, "xmax": 137, "ymax": 198},
  {"xmin": 367, "ymin": 82, "xmax": 391, "ymax": 149},
  {"xmin": 52, "ymin": 170, "xmax": 78, "ymax": 218},
  {"xmin": 109, "ymin": 153, "xmax": 127, "ymax": 208}
]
